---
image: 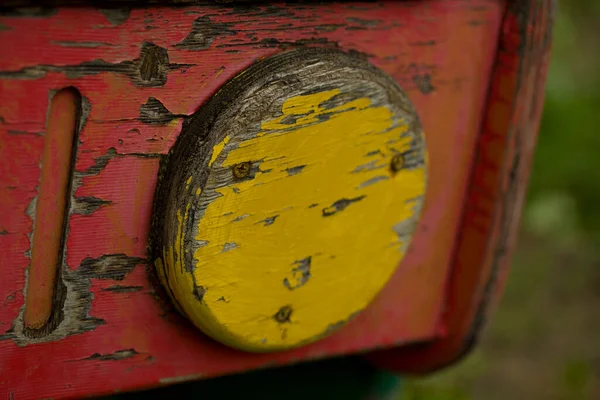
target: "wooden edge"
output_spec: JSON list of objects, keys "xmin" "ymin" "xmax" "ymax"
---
[
  {"xmin": 1, "ymin": 0, "xmax": 312, "ymax": 12},
  {"xmin": 366, "ymin": 0, "xmax": 556, "ymax": 374}
]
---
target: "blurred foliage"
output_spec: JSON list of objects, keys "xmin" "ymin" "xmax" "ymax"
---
[
  {"xmin": 526, "ymin": 0, "xmax": 600, "ymax": 241},
  {"xmin": 398, "ymin": 2, "xmax": 600, "ymax": 399}
]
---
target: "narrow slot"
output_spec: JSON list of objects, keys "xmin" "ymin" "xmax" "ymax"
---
[{"xmin": 24, "ymin": 88, "xmax": 81, "ymax": 332}]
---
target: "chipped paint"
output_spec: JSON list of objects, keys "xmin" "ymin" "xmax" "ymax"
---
[
  {"xmin": 79, "ymin": 349, "xmax": 139, "ymax": 361},
  {"xmin": 0, "ymin": 0, "xmax": 551, "ymax": 395},
  {"xmin": 157, "ymin": 71, "xmax": 427, "ymax": 352},
  {"xmin": 209, "ymin": 135, "xmax": 229, "ymax": 166}
]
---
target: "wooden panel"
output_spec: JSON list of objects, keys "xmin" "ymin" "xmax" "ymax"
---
[
  {"xmin": 0, "ymin": 1, "xmax": 503, "ymax": 398},
  {"xmin": 369, "ymin": 0, "xmax": 555, "ymax": 373},
  {"xmin": 151, "ymin": 48, "xmax": 428, "ymax": 352}
]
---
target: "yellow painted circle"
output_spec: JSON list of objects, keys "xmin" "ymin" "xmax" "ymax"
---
[{"xmin": 154, "ymin": 49, "xmax": 427, "ymax": 352}]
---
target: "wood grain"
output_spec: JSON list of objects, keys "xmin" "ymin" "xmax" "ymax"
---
[
  {"xmin": 368, "ymin": 0, "xmax": 555, "ymax": 373},
  {"xmin": 152, "ymin": 48, "xmax": 427, "ymax": 352},
  {"xmin": 0, "ymin": 1, "xmax": 509, "ymax": 397}
]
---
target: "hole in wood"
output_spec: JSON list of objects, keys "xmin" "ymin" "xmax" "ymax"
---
[{"xmin": 23, "ymin": 87, "xmax": 81, "ymax": 332}]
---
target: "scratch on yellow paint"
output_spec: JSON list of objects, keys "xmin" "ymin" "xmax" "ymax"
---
[
  {"xmin": 209, "ymin": 135, "xmax": 229, "ymax": 166},
  {"xmin": 161, "ymin": 88, "xmax": 427, "ymax": 352},
  {"xmin": 159, "ymin": 204, "xmax": 195, "ymax": 316}
]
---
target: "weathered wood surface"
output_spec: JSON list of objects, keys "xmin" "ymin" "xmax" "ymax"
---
[
  {"xmin": 0, "ymin": 0, "xmax": 523, "ymax": 397},
  {"xmin": 368, "ymin": 0, "xmax": 555, "ymax": 373},
  {"xmin": 152, "ymin": 48, "xmax": 427, "ymax": 352}
]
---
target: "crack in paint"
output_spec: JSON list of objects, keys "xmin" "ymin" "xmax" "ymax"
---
[
  {"xmin": 283, "ymin": 256, "xmax": 312, "ymax": 290},
  {"xmin": 79, "ymin": 348, "xmax": 139, "ymax": 361},
  {"xmin": 0, "ymin": 42, "xmax": 194, "ymax": 88},
  {"xmin": 321, "ymin": 196, "xmax": 366, "ymax": 217}
]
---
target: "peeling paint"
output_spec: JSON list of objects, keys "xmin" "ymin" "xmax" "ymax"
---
[
  {"xmin": 159, "ymin": 373, "xmax": 204, "ymax": 385},
  {"xmin": 285, "ymin": 165, "xmax": 306, "ymax": 176},
  {"xmin": 322, "ymin": 196, "xmax": 366, "ymax": 217},
  {"xmin": 153, "ymin": 48, "xmax": 427, "ymax": 352},
  {"xmin": 0, "ymin": 0, "xmax": 552, "ymax": 394},
  {"xmin": 256, "ymin": 215, "xmax": 278, "ymax": 226},
  {"xmin": 99, "ymin": 8, "xmax": 130, "ymax": 26},
  {"xmin": 283, "ymin": 257, "xmax": 312, "ymax": 290},
  {"xmin": 78, "ymin": 254, "xmax": 145, "ymax": 281},
  {"xmin": 0, "ymin": 42, "xmax": 193, "ymax": 88},
  {"xmin": 139, "ymin": 97, "xmax": 185, "ymax": 125},
  {"xmin": 72, "ymin": 196, "xmax": 112, "ymax": 215},
  {"xmin": 52, "ymin": 41, "xmax": 116, "ymax": 48},
  {"xmin": 175, "ymin": 16, "xmax": 235, "ymax": 50},
  {"xmin": 359, "ymin": 175, "xmax": 389, "ymax": 188},
  {"xmin": 413, "ymin": 74, "xmax": 435, "ymax": 94},
  {"xmin": 101, "ymin": 285, "xmax": 143, "ymax": 293},
  {"xmin": 80, "ymin": 348, "xmax": 139, "ymax": 361},
  {"xmin": 221, "ymin": 242, "xmax": 238, "ymax": 253}
]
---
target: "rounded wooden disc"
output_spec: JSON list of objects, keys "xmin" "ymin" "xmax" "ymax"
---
[{"xmin": 152, "ymin": 48, "xmax": 428, "ymax": 352}]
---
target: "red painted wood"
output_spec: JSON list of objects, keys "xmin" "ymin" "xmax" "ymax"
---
[
  {"xmin": 369, "ymin": 0, "xmax": 555, "ymax": 373},
  {"xmin": 0, "ymin": 0, "xmax": 552, "ymax": 397}
]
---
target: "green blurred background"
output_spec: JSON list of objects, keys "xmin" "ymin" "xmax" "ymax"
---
[{"xmin": 399, "ymin": 2, "xmax": 600, "ymax": 399}]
